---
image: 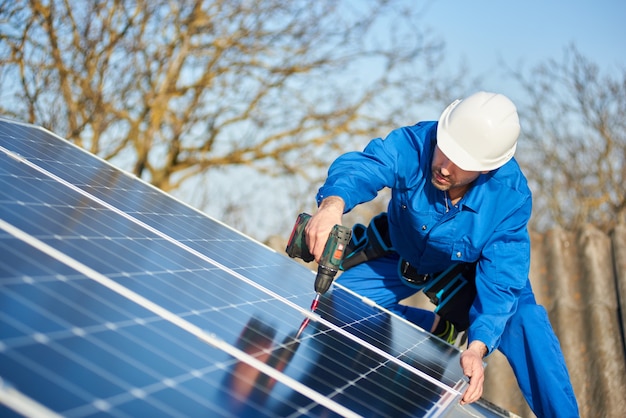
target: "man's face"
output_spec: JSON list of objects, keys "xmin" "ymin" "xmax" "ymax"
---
[{"xmin": 430, "ymin": 145, "xmax": 483, "ymax": 192}]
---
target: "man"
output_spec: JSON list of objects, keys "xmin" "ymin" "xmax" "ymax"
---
[{"xmin": 305, "ymin": 92, "xmax": 579, "ymax": 417}]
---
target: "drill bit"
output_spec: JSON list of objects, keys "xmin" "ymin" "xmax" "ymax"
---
[
  {"xmin": 294, "ymin": 293, "xmax": 322, "ymax": 340},
  {"xmin": 294, "ymin": 316, "xmax": 310, "ymax": 340},
  {"xmin": 310, "ymin": 293, "xmax": 321, "ymax": 312}
]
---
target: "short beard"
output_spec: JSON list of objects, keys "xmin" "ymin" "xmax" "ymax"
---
[{"xmin": 431, "ymin": 173, "xmax": 450, "ymax": 191}]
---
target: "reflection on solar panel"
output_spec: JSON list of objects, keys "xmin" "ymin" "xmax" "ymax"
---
[{"xmin": 0, "ymin": 118, "xmax": 512, "ymax": 417}]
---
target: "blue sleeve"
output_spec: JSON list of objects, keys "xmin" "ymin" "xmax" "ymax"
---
[
  {"xmin": 316, "ymin": 122, "xmax": 434, "ymax": 211},
  {"xmin": 467, "ymin": 193, "xmax": 533, "ymax": 354},
  {"xmin": 316, "ymin": 146, "xmax": 394, "ymax": 212}
]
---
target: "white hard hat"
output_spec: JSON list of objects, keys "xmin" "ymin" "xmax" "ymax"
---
[{"xmin": 437, "ymin": 91, "xmax": 520, "ymax": 171}]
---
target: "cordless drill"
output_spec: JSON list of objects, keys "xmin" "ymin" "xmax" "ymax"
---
[{"xmin": 286, "ymin": 213, "xmax": 352, "ymax": 298}]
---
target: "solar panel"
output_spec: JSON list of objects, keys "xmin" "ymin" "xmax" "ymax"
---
[{"xmin": 0, "ymin": 118, "xmax": 510, "ymax": 417}]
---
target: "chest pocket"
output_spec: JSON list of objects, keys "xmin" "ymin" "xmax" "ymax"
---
[
  {"xmin": 416, "ymin": 205, "xmax": 483, "ymax": 267},
  {"xmin": 450, "ymin": 241, "xmax": 481, "ymax": 263},
  {"xmin": 416, "ymin": 237, "xmax": 480, "ymax": 274}
]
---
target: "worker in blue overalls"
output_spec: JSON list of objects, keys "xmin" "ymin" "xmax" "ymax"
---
[{"xmin": 305, "ymin": 92, "xmax": 579, "ymax": 417}]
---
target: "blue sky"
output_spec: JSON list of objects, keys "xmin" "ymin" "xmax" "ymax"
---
[{"xmin": 423, "ymin": 0, "xmax": 625, "ymax": 102}]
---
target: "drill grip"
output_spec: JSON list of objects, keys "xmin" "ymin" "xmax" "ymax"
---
[
  {"xmin": 315, "ymin": 224, "xmax": 352, "ymax": 294},
  {"xmin": 319, "ymin": 224, "xmax": 352, "ymax": 268},
  {"xmin": 285, "ymin": 213, "xmax": 352, "ymax": 295}
]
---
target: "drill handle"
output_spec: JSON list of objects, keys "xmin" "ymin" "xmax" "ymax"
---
[
  {"xmin": 319, "ymin": 224, "xmax": 352, "ymax": 268},
  {"xmin": 314, "ymin": 225, "xmax": 352, "ymax": 295}
]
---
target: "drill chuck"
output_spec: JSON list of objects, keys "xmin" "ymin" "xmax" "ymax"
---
[{"xmin": 314, "ymin": 266, "xmax": 336, "ymax": 295}]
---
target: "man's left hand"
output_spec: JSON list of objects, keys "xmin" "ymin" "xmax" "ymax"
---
[{"xmin": 460, "ymin": 341, "xmax": 487, "ymax": 405}]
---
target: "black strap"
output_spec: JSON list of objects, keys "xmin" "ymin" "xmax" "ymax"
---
[
  {"xmin": 341, "ymin": 213, "xmax": 392, "ymax": 270},
  {"xmin": 422, "ymin": 262, "xmax": 477, "ymax": 331}
]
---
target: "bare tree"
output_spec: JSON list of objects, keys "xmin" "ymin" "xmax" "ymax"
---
[
  {"xmin": 0, "ymin": 1, "xmax": 460, "ymax": 207},
  {"xmin": 513, "ymin": 46, "xmax": 626, "ymax": 232}
]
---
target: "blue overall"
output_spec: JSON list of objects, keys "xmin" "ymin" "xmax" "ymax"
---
[{"xmin": 317, "ymin": 121, "xmax": 579, "ymax": 417}]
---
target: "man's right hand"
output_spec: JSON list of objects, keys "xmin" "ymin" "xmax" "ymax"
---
[{"xmin": 305, "ymin": 196, "xmax": 345, "ymax": 262}]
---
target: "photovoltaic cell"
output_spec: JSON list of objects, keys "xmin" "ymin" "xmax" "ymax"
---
[{"xmin": 0, "ymin": 118, "xmax": 510, "ymax": 417}]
